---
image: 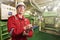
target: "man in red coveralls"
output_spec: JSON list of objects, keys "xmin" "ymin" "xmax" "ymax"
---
[{"xmin": 7, "ymin": 2, "xmax": 33, "ymax": 40}]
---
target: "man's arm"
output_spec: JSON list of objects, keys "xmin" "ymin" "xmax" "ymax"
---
[{"xmin": 23, "ymin": 18, "xmax": 33, "ymax": 37}]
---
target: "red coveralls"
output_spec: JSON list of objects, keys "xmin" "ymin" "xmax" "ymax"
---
[{"xmin": 7, "ymin": 14, "xmax": 33, "ymax": 40}]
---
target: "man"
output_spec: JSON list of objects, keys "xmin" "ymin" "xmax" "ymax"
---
[{"xmin": 7, "ymin": 2, "xmax": 33, "ymax": 40}]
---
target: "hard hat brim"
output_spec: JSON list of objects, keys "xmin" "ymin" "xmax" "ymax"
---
[{"xmin": 16, "ymin": 5, "xmax": 25, "ymax": 9}]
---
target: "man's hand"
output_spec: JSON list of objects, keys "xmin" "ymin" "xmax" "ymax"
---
[
  {"xmin": 23, "ymin": 31, "xmax": 28, "ymax": 36},
  {"xmin": 23, "ymin": 24, "xmax": 34, "ymax": 36},
  {"xmin": 26, "ymin": 24, "xmax": 33, "ymax": 30},
  {"xmin": 24, "ymin": 24, "xmax": 33, "ymax": 30}
]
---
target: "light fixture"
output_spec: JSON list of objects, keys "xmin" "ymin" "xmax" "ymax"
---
[{"xmin": 55, "ymin": 24, "xmax": 58, "ymax": 28}]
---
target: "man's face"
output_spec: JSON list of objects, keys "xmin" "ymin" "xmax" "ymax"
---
[{"xmin": 17, "ymin": 5, "xmax": 25, "ymax": 14}]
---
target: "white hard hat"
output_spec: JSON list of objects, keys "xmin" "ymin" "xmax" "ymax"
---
[{"xmin": 16, "ymin": 2, "xmax": 25, "ymax": 8}]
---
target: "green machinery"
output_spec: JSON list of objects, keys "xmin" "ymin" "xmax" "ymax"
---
[
  {"xmin": 41, "ymin": 11, "xmax": 60, "ymax": 35},
  {"xmin": 0, "ymin": 21, "xmax": 10, "ymax": 40}
]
